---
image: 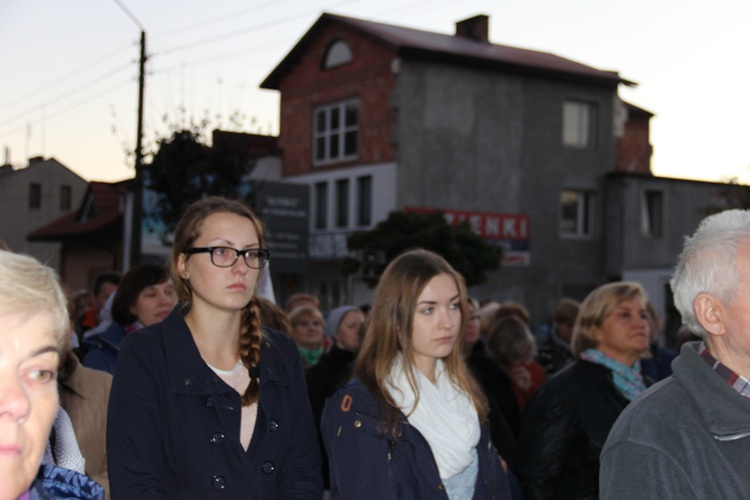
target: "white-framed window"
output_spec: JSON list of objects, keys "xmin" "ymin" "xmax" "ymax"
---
[
  {"xmin": 335, "ymin": 179, "xmax": 349, "ymax": 228},
  {"xmin": 560, "ymin": 189, "xmax": 595, "ymax": 237},
  {"xmin": 562, "ymin": 100, "xmax": 596, "ymax": 149},
  {"xmin": 642, "ymin": 190, "xmax": 663, "ymax": 238},
  {"xmin": 323, "ymin": 39, "xmax": 352, "ymax": 69},
  {"xmin": 314, "ymin": 100, "xmax": 358, "ymax": 165},
  {"xmin": 315, "ymin": 182, "xmax": 328, "ymax": 229}
]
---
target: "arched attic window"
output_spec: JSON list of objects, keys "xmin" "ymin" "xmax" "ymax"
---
[{"xmin": 322, "ymin": 39, "xmax": 352, "ymax": 69}]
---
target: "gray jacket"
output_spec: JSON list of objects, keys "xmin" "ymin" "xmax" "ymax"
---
[{"xmin": 600, "ymin": 341, "xmax": 750, "ymax": 499}]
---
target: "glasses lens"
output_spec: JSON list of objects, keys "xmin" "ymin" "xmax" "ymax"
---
[
  {"xmin": 242, "ymin": 250, "xmax": 268, "ymax": 269},
  {"xmin": 210, "ymin": 247, "xmax": 237, "ymax": 267}
]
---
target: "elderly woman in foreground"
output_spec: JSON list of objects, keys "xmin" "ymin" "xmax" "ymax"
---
[
  {"xmin": 0, "ymin": 251, "xmax": 103, "ymax": 500},
  {"xmin": 515, "ymin": 282, "xmax": 651, "ymax": 500}
]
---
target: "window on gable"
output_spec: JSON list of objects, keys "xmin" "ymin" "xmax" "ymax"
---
[
  {"xmin": 315, "ymin": 182, "xmax": 328, "ymax": 229},
  {"xmin": 323, "ymin": 39, "xmax": 352, "ymax": 69},
  {"xmin": 357, "ymin": 175, "xmax": 372, "ymax": 226},
  {"xmin": 60, "ymin": 185, "xmax": 72, "ymax": 211},
  {"xmin": 562, "ymin": 101, "xmax": 596, "ymax": 149},
  {"xmin": 560, "ymin": 189, "xmax": 595, "ymax": 237},
  {"xmin": 29, "ymin": 183, "xmax": 41, "ymax": 209},
  {"xmin": 335, "ymin": 179, "xmax": 349, "ymax": 228},
  {"xmin": 314, "ymin": 100, "xmax": 358, "ymax": 166},
  {"xmin": 642, "ymin": 190, "xmax": 663, "ymax": 238}
]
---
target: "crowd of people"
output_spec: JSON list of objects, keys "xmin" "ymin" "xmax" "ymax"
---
[{"xmin": 3, "ymin": 199, "xmax": 750, "ymax": 499}]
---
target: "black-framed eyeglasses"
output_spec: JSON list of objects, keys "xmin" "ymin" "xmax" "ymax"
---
[{"xmin": 185, "ymin": 247, "xmax": 270, "ymax": 269}]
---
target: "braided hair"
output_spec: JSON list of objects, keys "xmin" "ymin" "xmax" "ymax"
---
[{"xmin": 171, "ymin": 196, "xmax": 267, "ymax": 406}]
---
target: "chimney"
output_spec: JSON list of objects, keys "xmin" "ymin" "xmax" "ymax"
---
[{"xmin": 455, "ymin": 15, "xmax": 489, "ymax": 42}]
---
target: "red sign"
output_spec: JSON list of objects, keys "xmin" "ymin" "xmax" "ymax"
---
[{"xmin": 405, "ymin": 207, "xmax": 531, "ymax": 266}]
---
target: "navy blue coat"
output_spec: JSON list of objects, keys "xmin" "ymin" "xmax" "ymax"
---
[
  {"xmin": 107, "ymin": 308, "xmax": 322, "ymax": 499},
  {"xmin": 322, "ymin": 378, "xmax": 511, "ymax": 499}
]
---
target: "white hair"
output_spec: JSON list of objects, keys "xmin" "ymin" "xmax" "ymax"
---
[
  {"xmin": 670, "ymin": 209, "xmax": 750, "ymax": 335},
  {"xmin": 0, "ymin": 251, "xmax": 69, "ymax": 349}
]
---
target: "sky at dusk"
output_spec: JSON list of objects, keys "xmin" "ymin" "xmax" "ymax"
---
[{"xmin": 1, "ymin": 0, "xmax": 749, "ymax": 184}]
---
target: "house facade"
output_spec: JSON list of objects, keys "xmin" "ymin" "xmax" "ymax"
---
[
  {"xmin": 262, "ymin": 13, "xmax": 664, "ymax": 321},
  {"xmin": 0, "ymin": 157, "xmax": 87, "ymax": 269}
]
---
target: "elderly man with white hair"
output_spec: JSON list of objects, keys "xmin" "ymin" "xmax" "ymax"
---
[{"xmin": 600, "ymin": 209, "xmax": 750, "ymax": 499}]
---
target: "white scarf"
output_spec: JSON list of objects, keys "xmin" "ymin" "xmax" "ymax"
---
[{"xmin": 386, "ymin": 353, "xmax": 480, "ymax": 479}]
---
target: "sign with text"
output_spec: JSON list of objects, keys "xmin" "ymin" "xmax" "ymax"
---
[{"xmin": 405, "ymin": 206, "xmax": 531, "ymax": 266}]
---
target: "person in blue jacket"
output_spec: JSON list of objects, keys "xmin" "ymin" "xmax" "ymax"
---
[
  {"xmin": 322, "ymin": 248, "xmax": 511, "ymax": 499},
  {"xmin": 83, "ymin": 261, "xmax": 177, "ymax": 374},
  {"xmin": 107, "ymin": 197, "xmax": 322, "ymax": 498}
]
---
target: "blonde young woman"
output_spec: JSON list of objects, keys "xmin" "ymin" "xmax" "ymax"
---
[
  {"xmin": 322, "ymin": 249, "xmax": 510, "ymax": 499},
  {"xmin": 107, "ymin": 197, "xmax": 321, "ymax": 498}
]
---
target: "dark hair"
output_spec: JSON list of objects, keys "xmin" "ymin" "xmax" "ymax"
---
[
  {"xmin": 93, "ymin": 271, "xmax": 121, "ymax": 298},
  {"xmin": 257, "ymin": 297, "xmax": 293, "ymax": 336},
  {"xmin": 171, "ymin": 196, "xmax": 267, "ymax": 407},
  {"xmin": 111, "ymin": 262, "xmax": 171, "ymax": 325}
]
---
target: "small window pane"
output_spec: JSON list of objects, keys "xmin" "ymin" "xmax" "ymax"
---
[
  {"xmin": 29, "ymin": 183, "xmax": 41, "ymax": 209},
  {"xmin": 330, "ymin": 135, "xmax": 340, "ymax": 159},
  {"xmin": 345, "ymin": 104, "xmax": 358, "ymax": 126},
  {"xmin": 316, "ymin": 111, "xmax": 326, "ymax": 133},
  {"xmin": 330, "ymin": 108, "xmax": 340, "ymax": 130},
  {"xmin": 344, "ymin": 131, "xmax": 357, "ymax": 156}
]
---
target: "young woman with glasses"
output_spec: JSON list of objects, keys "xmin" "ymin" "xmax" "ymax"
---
[{"xmin": 107, "ymin": 196, "xmax": 322, "ymax": 498}]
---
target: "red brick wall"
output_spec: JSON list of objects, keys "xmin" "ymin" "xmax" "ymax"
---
[
  {"xmin": 616, "ymin": 112, "xmax": 653, "ymax": 174},
  {"xmin": 277, "ymin": 23, "xmax": 398, "ymax": 176}
]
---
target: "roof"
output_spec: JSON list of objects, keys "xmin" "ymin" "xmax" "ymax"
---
[
  {"xmin": 27, "ymin": 181, "xmax": 127, "ymax": 241},
  {"xmin": 0, "ymin": 157, "xmax": 85, "ymax": 181},
  {"xmin": 261, "ymin": 13, "xmax": 634, "ymax": 89}
]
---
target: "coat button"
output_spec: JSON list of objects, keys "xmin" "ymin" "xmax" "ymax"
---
[
  {"xmin": 205, "ymin": 396, "xmax": 214, "ymax": 408},
  {"xmin": 210, "ymin": 432, "xmax": 225, "ymax": 445},
  {"xmin": 353, "ymin": 420, "xmax": 362, "ymax": 428},
  {"xmin": 438, "ymin": 483, "xmax": 445, "ymax": 491},
  {"xmin": 212, "ymin": 475, "xmax": 226, "ymax": 489},
  {"xmin": 261, "ymin": 461, "xmax": 275, "ymax": 474},
  {"xmin": 269, "ymin": 419, "xmax": 279, "ymax": 432},
  {"xmin": 184, "ymin": 378, "xmax": 191, "ymax": 386}
]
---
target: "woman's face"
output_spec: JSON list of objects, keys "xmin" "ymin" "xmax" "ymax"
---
[
  {"xmin": 293, "ymin": 313, "xmax": 324, "ymax": 350},
  {"xmin": 591, "ymin": 296, "xmax": 650, "ymax": 366},
  {"xmin": 335, "ymin": 310, "xmax": 365, "ymax": 352},
  {"xmin": 131, "ymin": 279, "xmax": 178, "ymax": 327},
  {"xmin": 463, "ymin": 302, "xmax": 481, "ymax": 350},
  {"xmin": 411, "ymin": 273, "xmax": 462, "ymax": 380},
  {"xmin": 0, "ymin": 312, "xmax": 60, "ymax": 499},
  {"xmin": 178, "ymin": 212, "xmax": 261, "ymax": 315}
]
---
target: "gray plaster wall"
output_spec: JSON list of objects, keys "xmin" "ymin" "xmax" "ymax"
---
[{"xmin": 391, "ymin": 58, "xmax": 619, "ymax": 322}]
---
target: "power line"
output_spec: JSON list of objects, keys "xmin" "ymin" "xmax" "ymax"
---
[{"xmin": 0, "ymin": 61, "xmax": 135, "ymax": 133}]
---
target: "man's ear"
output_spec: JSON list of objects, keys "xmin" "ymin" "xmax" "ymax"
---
[{"xmin": 694, "ymin": 293, "xmax": 726, "ymax": 337}]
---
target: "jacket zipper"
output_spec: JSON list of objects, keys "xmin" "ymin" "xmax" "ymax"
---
[{"xmin": 714, "ymin": 431, "xmax": 750, "ymax": 442}]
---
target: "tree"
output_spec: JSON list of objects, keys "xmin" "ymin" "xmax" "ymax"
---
[
  {"xmin": 143, "ymin": 128, "xmax": 255, "ymax": 239},
  {"xmin": 345, "ymin": 210, "xmax": 503, "ymax": 287},
  {"xmin": 703, "ymin": 176, "xmax": 750, "ymax": 215}
]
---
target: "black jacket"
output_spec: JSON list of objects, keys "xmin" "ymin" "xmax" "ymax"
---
[
  {"xmin": 514, "ymin": 360, "xmax": 632, "ymax": 500},
  {"xmin": 107, "ymin": 309, "xmax": 322, "ymax": 499},
  {"xmin": 465, "ymin": 341, "xmax": 520, "ymax": 465},
  {"xmin": 305, "ymin": 344, "xmax": 357, "ymax": 489}
]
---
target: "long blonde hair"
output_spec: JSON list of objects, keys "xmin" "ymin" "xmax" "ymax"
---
[{"xmin": 354, "ymin": 248, "xmax": 487, "ymax": 435}]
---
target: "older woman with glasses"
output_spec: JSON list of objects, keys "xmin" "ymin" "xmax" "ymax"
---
[
  {"xmin": 515, "ymin": 282, "xmax": 651, "ymax": 500},
  {"xmin": 107, "ymin": 197, "xmax": 322, "ymax": 498}
]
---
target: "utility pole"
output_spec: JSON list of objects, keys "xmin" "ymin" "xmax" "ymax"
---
[
  {"xmin": 130, "ymin": 29, "xmax": 146, "ymax": 267},
  {"xmin": 113, "ymin": 0, "xmax": 146, "ymax": 269}
]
